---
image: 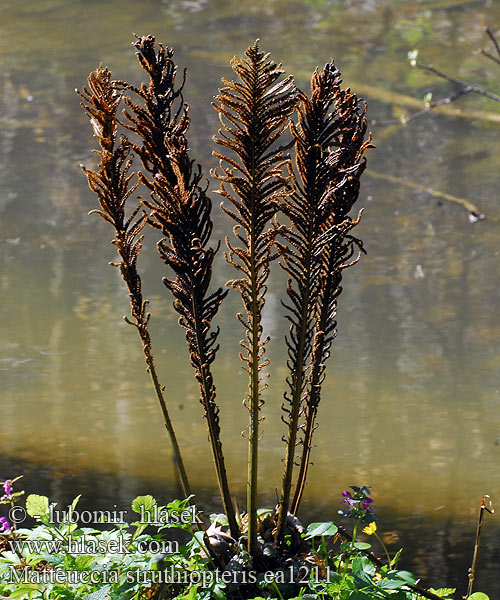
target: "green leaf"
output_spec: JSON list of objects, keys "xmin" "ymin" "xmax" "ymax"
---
[
  {"xmin": 209, "ymin": 513, "xmax": 228, "ymax": 527},
  {"xmin": 392, "ymin": 570, "xmax": 416, "ymax": 585},
  {"xmin": 188, "ymin": 530, "xmax": 206, "ymax": 555},
  {"xmin": 183, "ymin": 585, "xmax": 199, "ymax": 600},
  {"xmin": 377, "ymin": 578, "xmax": 406, "ymax": 590},
  {"xmin": 71, "ymin": 495, "xmax": 82, "ymax": 511},
  {"xmin": 353, "ymin": 569, "xmax": 373, "ymax": 587},
  {"xmin": 351, "ymin": 556, "xmax": 375, "ymax": 576},
  {"xmin": 303, "ymin": 521, "xmax": 338, "ymax": 539},
  {"xmin": 428, "ymin": 589, "xmax": 456, "ymax": 599},
  {"xmin": 211, "ymin": 583, "xmax": 227, "ymax": 600},
  {"xmin": 74, "ymin": 555, "xmax": 95, "ymax": 571},
  {"xmin": 352, "ymin": 542, "xmax": 371, "ymax": 550},
  {"xmin": 25, "ymin": 494, "xmax": 49, "ymax": 518},
  {"xmin": 131, "ymin": 495, "xmax": 157, "ymax": 515},
  {"xmin": 83, "ymin": 586, "xmax": 111, "ymax": 600},
  {"xmin": 52, "ymin": 586, "xmax": 78, "ymax": 600},
  {"xmin": 390, "ymin": 548, "xmax": 403, "ymax": 567},
  {"xmin": 468, "ymin": 594, "xmax": 490, "ymax": 600},
  {"xmin": 349, "ymin": 592, "xmax": 372, "ymax": 600},
  {"xmin": 9, "ymin": 585, "xmax": 41, "ymax": 600}
]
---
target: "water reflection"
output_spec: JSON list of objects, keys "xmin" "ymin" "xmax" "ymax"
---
[{"xmin": 1, "ymin": 0, "xmax": 500, "ymax": 595}]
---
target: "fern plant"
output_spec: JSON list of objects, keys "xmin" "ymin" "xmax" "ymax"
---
[
  {"xmin": 81, "ymin": 36, "xmax": 371, "ymax": 562},
  {"xmin": 274, "ymin": 63, "xmax": 373, "ymax": 543},
  {"xmin": 119, "ymin": 35, "xmax": 239, "ymax": 539},
  {"xmin": 212, "ymin": 41, "xmax": 297, "ymax": 554},
  {"xmin": 79, "ymin": 66, "xmax": 192, "ymax": 500}
]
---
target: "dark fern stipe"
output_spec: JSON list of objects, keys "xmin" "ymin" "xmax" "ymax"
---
[
  {"xmin": 212, "ymin": 41, "xmax": 297, "ymax": 554},
  {"xmin": 121, "ymin": 35, "xmax": 239, "ymax": 539},
  {"xmin": 276, "ymin": 64, "xmax": 374, "ymax": 537},
  {"xmin": 79, "ymin": 66, "xmax": 192, "ymax": 500}
]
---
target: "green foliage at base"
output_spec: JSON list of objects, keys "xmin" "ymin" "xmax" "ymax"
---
[{"xmin": 0, "ymin": 491, "xmax": 489, "ymax": 600}]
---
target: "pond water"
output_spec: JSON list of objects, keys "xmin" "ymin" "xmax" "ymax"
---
[{"xmin": 1, "ymin": 0, "xmax": 500, "ymax": 595}]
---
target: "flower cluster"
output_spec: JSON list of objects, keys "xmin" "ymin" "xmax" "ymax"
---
[
  {"xmin": 0, "ymin": 477, "xmax": 23, "ymax": 536},
  {"xmin": 0, "ymin": 517, "xmax": 11, "ymax": 535},
  {"xmin": 0, "ymin": 476, "xmax": 23, "ymax": 506},
  {"xmin": 0, "ymin": 480, "xmax": 12, "ymax": 502},
  {"xmin": 339, "ymin": 485, "xmax": 376, "ymax": 523}
]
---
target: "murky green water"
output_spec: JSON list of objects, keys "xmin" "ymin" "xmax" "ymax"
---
[{"xmin": 1, "ymin": 0, "xmax": 500, "ymax": 594}]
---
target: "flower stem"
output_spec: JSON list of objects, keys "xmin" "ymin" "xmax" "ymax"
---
[
  {"xmin": 351, "ymin": 520, "xmax": 359, "ymax": 552},
  {"xmin": 374, "ymin": 532, "xmax": 392, "ymax": 566}
]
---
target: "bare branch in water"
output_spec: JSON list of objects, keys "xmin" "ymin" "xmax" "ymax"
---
[
  {"xmin": 467, "ymin": 495, "xmax": 494, "ymax": 598},
  {"xmin": 377, "ymin": 28, "xmax": 500, "ymax": 126}
]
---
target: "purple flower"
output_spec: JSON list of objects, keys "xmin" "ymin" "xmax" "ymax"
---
[
  {"xmin": 0, "ymin": 517, "xmax": 12, "ymax": 534},
  {"xmin": 1, "ymin": 480, "xmax": 13, "ymax": 501},
  {"xmin": 338, "ymin": 485, "xmax": 376, "ymax": 524},
  {"xmin": 341, "ymin": 491, "xmax": 353, "ymax": 505},
  {"xmin": 362, "ymin": 497, "xmax": 373, "ymax": 510}
]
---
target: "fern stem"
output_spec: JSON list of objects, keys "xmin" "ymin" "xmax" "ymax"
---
[
  {"xmin": 290, "ymin": 276, "xmax": 332, "ymax": 514},
  {"xmin": 280, "ymin": 64, "xmax": 371, "ymax": 518},
  {"xmin": 247, "ymin": 229, "xmax": 260, "ymax": 555},
  {"xmin": 136, "ymin": 320, "xmax": 192, "ymax": 499},
  {"xmin": 246, "ymin": 74, "xmax": 261, "ymax": 554},
  {"xmin": 275, "ymin": 241, "xmax": 314, "ymax": 543},
  {"xmin": 190, "ymin": 288, "xmax": 239, "ymax": 538}
]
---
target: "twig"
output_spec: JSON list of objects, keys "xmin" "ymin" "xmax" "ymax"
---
[
  {"xmin": 416, "ymin": 62, "xmax": 500, "ymax": 103},
  {"xmin": 374, "ymin": 86, "xmax": 473, "ymax": 126},
  {"xmin": 366, "ymin": 169, "xmax": 486, "ymax": 222},
  {"xmin": 485, "ymin": 27, "xmax": 500, "ymax": 59},
  {"xmin": 466, "ymin": 495, "xmax": 494, "ymax": 599},
  {"xmin": 355, "ymin": 80, "xmax": 500, "ymax": 125},
  {"xmin": 481, "ymin": 28, "xmax": 500, "ymax": 66},
  {"xmin": 374, "ymin": 28, "xmax": 500, "ymax": 127},
  {"xmin": 480, "ymin": 49, "xmax": 500, "ymax": 67}
]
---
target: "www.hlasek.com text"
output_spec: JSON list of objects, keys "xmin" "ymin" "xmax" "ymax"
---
[{"xmin": 7, "ymin": 536, "xmax": 178, "ymax": 556}]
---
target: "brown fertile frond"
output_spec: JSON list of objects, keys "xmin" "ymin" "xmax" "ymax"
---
[
  {"xmin": 123, "ymin": 35, "xmax": 238, "ymax": 539},
  {"xmin": 80, "ymin": 67, "xmax": 122, "ymax": 155},
  {"xmin": 276, "ymin": 63, "xmax": 352, "ymax": 542},
  {"xmin": 80, "ymin": 67, "xmax": 144, "ymax": 322},
  {"xmin": 144, "ymin": 145, "xmax": 228, "ymax": 376},
  {"xmin": 80, "ymin": 66, "xmax": 192, "ymax": 500},
  {"xmin": 212, "ymin": 41, "xmax": 297, "ymax": 554},
  {"xmin": 288, "ymin": 64, "xmax": 373, "ymax": 516},
  {"xmin": 213, "ymin": 41, "xmax": 296, "ymax": 294},
  {"xmin": 122, "ymin": 35, "xmax": 187, "ymax": 185}
]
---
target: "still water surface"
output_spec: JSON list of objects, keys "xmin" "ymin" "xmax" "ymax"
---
[{"xmin": 1, "ymin": 0, "xmax": 500, "ymax": 594}]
